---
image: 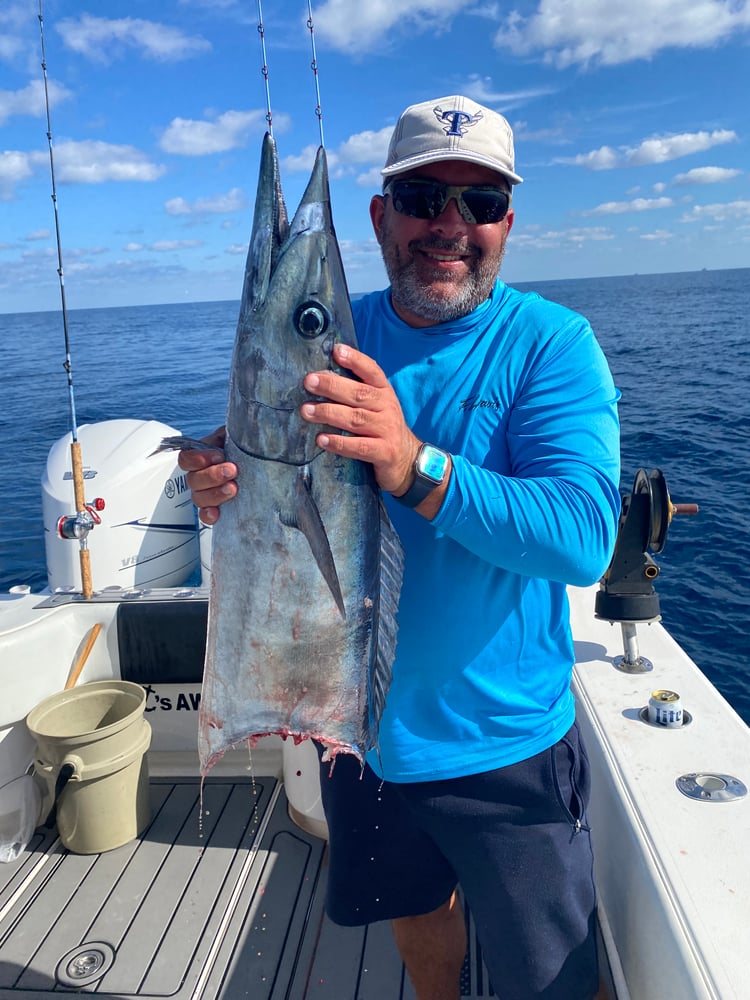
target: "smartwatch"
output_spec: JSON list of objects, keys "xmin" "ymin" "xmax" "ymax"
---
[{"xmin": 393, "ymin": 443, "xmax": 450, "ymax": 509}]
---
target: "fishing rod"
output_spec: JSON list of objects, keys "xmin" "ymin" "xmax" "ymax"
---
[{"xmin": 37, "ymin": 0, "xmax": 97, "ymax": 599}]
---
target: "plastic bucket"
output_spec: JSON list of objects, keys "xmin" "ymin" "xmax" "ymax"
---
[
  {"xmin": 0, "ymin": 775, "xmax": 41, "ymax": 864},
  {"xmin": 282, "ymin": 739, "xmax": 328, "ymax": 840},
  {"xmin": 26, "ymin": 680, "xmax": 151, "ymax": 854}
]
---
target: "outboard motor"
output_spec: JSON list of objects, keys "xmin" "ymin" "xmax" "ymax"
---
[{"xmin": 42, "ymin": 419, "xmax": 201, "ymax": 593}]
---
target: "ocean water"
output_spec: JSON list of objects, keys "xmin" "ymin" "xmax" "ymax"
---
[{"xmin": 1, "ymin": 267, "xmax": 749, "ymax": 721}]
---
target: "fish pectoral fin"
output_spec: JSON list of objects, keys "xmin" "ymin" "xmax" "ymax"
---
[
  {"xmin": 149, "ymin": 435, "xmax": 215, "ymax": 456},
  {"xmin": 280, "ymin": 467, "xmax": 346, "ymax": 619}
]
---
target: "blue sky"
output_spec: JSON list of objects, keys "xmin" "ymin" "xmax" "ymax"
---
[{"xmin": 1, "ymin": 0, "xmax": 749, "ymax": 314}]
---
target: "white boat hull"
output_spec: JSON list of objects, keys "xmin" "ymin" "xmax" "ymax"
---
[{"xmin": 2, "ymin": 420, "xmax": 749, "ymax": 997}]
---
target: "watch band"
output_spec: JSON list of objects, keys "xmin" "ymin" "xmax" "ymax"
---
[{"xmin": 393, "ymin": 444, "xmax": 449, "ymax": 509}]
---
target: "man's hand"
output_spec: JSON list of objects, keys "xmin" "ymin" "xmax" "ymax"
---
[
  {"xmin": 301, "ymin": 343, "xmax": 422, "ymax": 496},
  {"xmin": 177, "ymin": 426, "xmax": 237, "ymax": 525}
]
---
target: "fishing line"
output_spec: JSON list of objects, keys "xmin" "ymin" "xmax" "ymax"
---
[
  {"xmin": 37, "ymin": 1, "xmax": 78, "ymax": 443},
  {"xmin": 37, "ymin": 0, "xmax": 94, "ymax": 599},
  {"xmin": 306, "ymin": 1, "xmax": 325, "ymax": 147},
  {"xmin": 256, "ymin": 0, "xmax": 274, "ymax": 135},
  {"xmin": 255, "ymin": 3, "xmax": 325, "ymax": 147}
]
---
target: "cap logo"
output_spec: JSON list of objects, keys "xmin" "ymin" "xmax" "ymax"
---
[{"xmin": 433, "ymin": 105, "xmax": 483, "ymax": 138}]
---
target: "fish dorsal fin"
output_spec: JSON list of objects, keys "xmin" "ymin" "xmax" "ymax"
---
[
  {"xmin": 245, "ymin": 132, "xmax": 289, "ymax": 312},
  {"xmin": 367, "ymin": 502, "xmax": 404, "ymax": 753}
]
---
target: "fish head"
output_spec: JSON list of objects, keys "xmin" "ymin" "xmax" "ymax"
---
[{"xmin": 228, "ymin": 134, "xmax": 358, "ymax": 465}]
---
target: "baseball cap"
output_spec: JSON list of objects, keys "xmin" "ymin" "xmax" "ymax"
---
[{"xmin": 382, "ymin": 95, "xmax": 523, "ymax": 187}]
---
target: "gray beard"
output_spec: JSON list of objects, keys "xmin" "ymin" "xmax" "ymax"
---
[{"xmin": 381, "ymin": 232, "xmax": 505, "ymax": 325}]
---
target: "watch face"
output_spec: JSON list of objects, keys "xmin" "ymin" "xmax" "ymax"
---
[{"xmin": 418, "ymin": 446, "xmax": 449, "ymax": 484}]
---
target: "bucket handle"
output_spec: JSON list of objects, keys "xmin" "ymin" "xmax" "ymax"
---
[{"xmin": 43, "ymin": 755, "xmax": 82, "ymax": 830}]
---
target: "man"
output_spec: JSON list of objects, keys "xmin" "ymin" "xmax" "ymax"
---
[{"xmin": 181, "ymin": 95, "xmax": 620, "ymax": 1000}]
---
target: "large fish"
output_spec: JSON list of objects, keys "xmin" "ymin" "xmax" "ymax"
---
[{"xmin": 164, "ymin": 134, "xmax": 403, "ymax": 772}]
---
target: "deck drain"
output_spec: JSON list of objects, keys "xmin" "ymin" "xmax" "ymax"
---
[
  {"xmin": 676, "ymin": 773, "xmax": 747, "ymax": 802},
  {"xmin": 56, "ymin": 942, "xmax": 115, "ymax": 987}
]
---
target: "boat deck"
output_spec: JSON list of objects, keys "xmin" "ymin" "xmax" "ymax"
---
[{"xmin": 0, "ymin": 775, "xmax": 496, "ymax": 999}]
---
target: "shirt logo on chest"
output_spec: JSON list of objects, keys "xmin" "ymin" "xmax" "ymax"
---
[{"xmin": 460, "ymin": 396, "xmax": 502, "ymax": 412}]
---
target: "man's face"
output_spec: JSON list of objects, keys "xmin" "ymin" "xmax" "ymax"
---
[{"xmin": 370, "ymin": 160, "xmax": 515, "ymax": 328}]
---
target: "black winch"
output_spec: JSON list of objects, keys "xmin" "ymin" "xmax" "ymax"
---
[{"xmin": 595, "ymin": 469, "xmax": 698, "ymax": 672}]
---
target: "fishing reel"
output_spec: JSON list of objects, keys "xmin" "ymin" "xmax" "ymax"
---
[
  {"xmin": 57, "ymin": 498, "xmax": 106, "ymax": 542},
  {"xmin": 595, "ymin": 468, "xmax": 698, "ymax": 672}
]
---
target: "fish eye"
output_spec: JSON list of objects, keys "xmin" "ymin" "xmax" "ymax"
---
[{"xmin": 294, "ymin": 301, "xmax": 330, "ymax": 338}]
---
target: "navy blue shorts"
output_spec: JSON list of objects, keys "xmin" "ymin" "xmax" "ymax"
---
[{"xmin": 318, "ymin": 722, "xmax": 598, "ymax": 1000}]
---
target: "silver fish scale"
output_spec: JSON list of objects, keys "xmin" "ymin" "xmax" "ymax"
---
[{"xmin": 198, "ymin": 135, "xmax": 403, "ymax": 771}]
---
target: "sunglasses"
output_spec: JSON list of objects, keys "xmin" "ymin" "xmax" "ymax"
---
[{"xmin": 384, "ymin": 178, "xmax": 511, "ymax": 225}]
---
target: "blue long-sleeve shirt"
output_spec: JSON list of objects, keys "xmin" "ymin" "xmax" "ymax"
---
[{"xmin": 353, "ymin": 279, "xmax": 621, "ymax": 782}]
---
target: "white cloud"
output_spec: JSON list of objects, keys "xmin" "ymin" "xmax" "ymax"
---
[
  {"xmin": 279, "ymin": 127, "xmax": 396, "ymax": 189},
  {"xmin": 338, "ymin": 237, "xmax": 386, "ymax": 276},
  {"xmin": 627, "ymin": 131, "xmax": 737, "ymax": 165},
  {"xmin": 165, "ymin": 187, "xmax": 247, "ymax": 216},
  {"xmin": 586, "ymin": 197, "xmax": 675, "ymax": 216},
  {"xmin": 681, "ymin": 200, "xmax": 750, "ymax": 223},
  {"xmin": 356, "ymin": 166, "xmax": 386, "ymax": 188},
  {"xmin": 0, "ymin": 36, "xmax": 22, "ymax": 62},
  {"xmin": 494, "ymin": 0, "xmax": 750, "ymax": 68},
  {"xmin": 160, "ymin": 110, "xmax": 267, "ymax": 155},
  {"xmin": 281, "ymin": 144, "xmax": 323, "ymax": 174},
  {"xmin": 125, "ymin": 240, "xmax": 204, "ymax": 252},
  {"xmin": 0, "ymin": 79, "xmax": 73, "ymax": 125},
  {"xmin": 336, "ymin": 127, "xmax": 393, "ymax": 166},
  {"xmin": 312, "ymin": 0, "xmax": 474, "ymax": 52},
  {"xmin": 0, "ymin": 150, "xmax": 34, "ymax": 189},
  {"xmin": 462, "ymin": 75, "xmax": 557, "ymax": 112},
  {"xmin": 570, "ymin": 146, "xmax": 620, "ymax": 171},
  {"xmin": 306, "ymin": 0, "xmax": 750, "ymax": 64},
  {"xmin": 281, "ymin": 127, "xmax": 391, "ymax": 184},
  {"xmin": 566, "ymin": 130, "xmax": 737, "ymax": 170},
  {"xmin": 1, "ymin": 141, "xmax": 166, "ymax": 198},
  {"xmin": 52, "ymin": 141, "xmax": 167, "ymax": 183},
  {"xmin": 673, "ymin": 166, "xmax": 742, "ymax": 185},
  {"xmin": 640, "ymin": 229, "xmax": 674, "ymax": 241},
  {"xmin": 178, "ymin": 0, "xmax": 239, "ymax": 7},
  {"xmin": 151, "ymin": 240, "xmax": 203, "ymax": 252},
  {"xmin": 339, "ymin": 237, "xmax": 383, "ymax": 258},
  {"xmin": 512, "ymin": 120, "xmax": 570, "ymax": 145},
  {"xmin": 57, "ymin": 14, "xmax": 211, "ymax": 63},
  {"xmin": 281, "ymin": 129, "xmax": 394, "ymax": 178},
  {"xmin": 0, "ymin": 2, "xmax": 28, "ymax": 59},
  {"xmin": 0, "ymin": 4, "xmax": 26, "ymax": 29},
  {"xmin": 511, "ymin": 225, "xmax": 615, "ymax": 249}
]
